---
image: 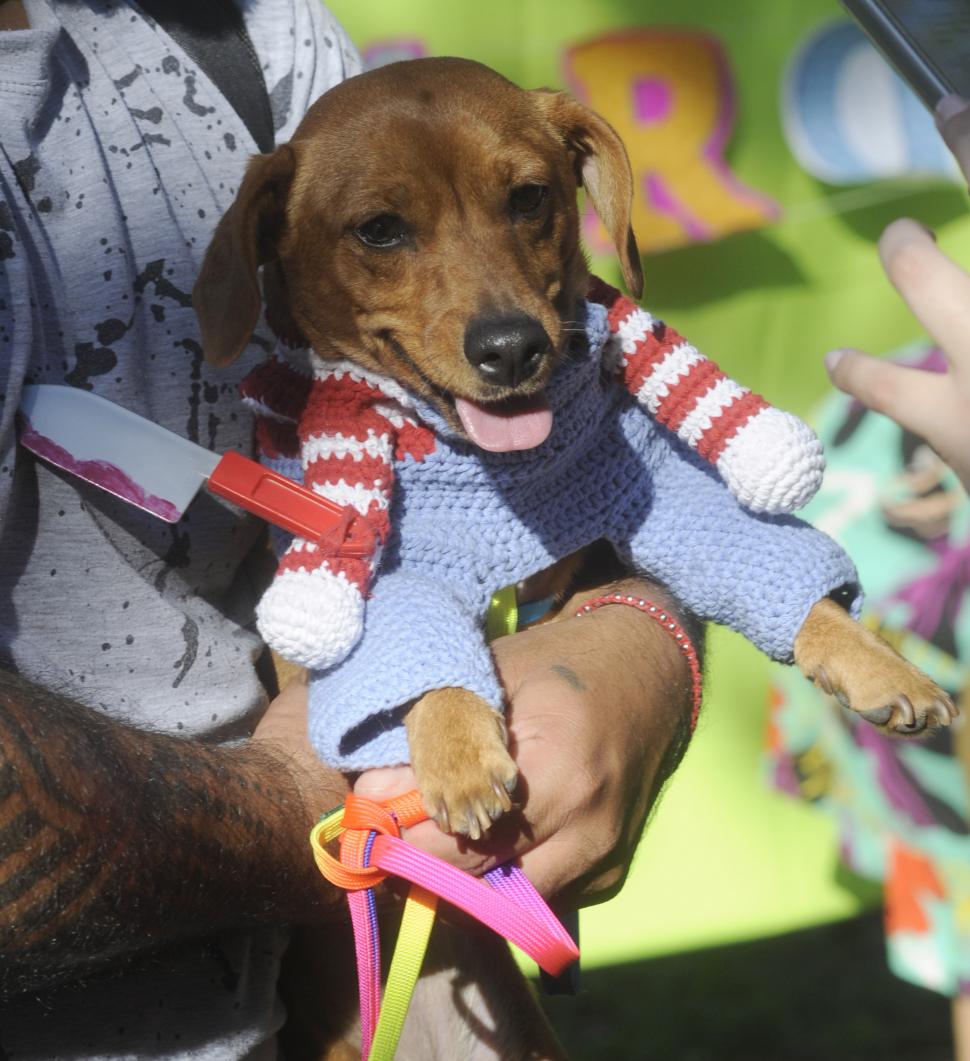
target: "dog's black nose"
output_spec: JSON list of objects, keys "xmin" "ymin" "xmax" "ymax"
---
[{"xmin": 463, "ymin": 315, "xmax": 551, "ymax": 388}]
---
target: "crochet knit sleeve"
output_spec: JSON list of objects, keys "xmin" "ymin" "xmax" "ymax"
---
[
  {"xmin": 305, "ymin": 567, "xmax": 506, "ymax": 771},
  {"xmin": 588, "ymin": 278, "xmax": 825, "ymax": 515},
  {"xmin": 254, "ymin": 361, "xmax": 396, "ymax": 669},
  {"xmin": 624, "ymin": 438, "xmax": 862, "ymax": 663}
]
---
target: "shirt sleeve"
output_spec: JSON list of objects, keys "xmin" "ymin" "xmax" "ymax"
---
[{"xmin": 0, "ymin": 166, "xmax": 42, "ymax": 545}]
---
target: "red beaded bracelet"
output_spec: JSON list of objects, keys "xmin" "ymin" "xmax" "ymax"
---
[{"xmin": 575, "ymin": 593, "xmax": 703, "ymax": 731}]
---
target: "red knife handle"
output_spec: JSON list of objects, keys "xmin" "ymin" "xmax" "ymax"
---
[{"xmin": 207, "ymin": 450, "xmax": 369, "ymax": 557}]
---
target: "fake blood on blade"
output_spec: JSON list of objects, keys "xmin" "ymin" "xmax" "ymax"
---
[
  {"xmin": 454, "ymin": 395, "xmax": 553, "ymax": 452},
  {"xmin": 18, "ymin": 419, "xmax": 182, "ymax": 521}
]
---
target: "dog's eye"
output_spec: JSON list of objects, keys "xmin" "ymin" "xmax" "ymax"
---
[
  {"xmin": 355, "ymin": 214, "xmax": 408, "ymax": 248},
  {"xmin": 508, "ymin": 184, "xmax": 549, "ymax": 219}
]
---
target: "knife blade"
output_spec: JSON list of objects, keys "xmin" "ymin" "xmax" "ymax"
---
[{"xmin": 18, "ymin": 385, "xmax": 367, "ymax": 555}]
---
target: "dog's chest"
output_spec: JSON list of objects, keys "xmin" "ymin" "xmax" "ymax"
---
[{"xmin": 386, "ymin": 375, "xmax": 667, "ymax": 593}]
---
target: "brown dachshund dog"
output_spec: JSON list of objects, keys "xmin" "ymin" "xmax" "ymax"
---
[{"xmin": 194, "ymin": 57, "xmax": 954, "ymax": 842}]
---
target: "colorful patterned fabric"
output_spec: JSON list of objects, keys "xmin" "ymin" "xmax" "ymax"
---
[{"xmin": 768, "ymin": 348, "xmax": 970, "ymax": 997}]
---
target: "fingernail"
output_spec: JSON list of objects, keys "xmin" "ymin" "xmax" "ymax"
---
[
  {"xmin": 936, "ymin": 93, "xmax": 970, "ymax": 124},
  {"xmin": 824, "ymin": 349, "xmax": 845, "ymax": 374}
]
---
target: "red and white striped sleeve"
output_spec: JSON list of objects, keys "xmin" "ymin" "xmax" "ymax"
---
[
  {"xmin": 255, "ymin": 361, "xmax": 398, "ymax": 669},
  {"xmin": 589, "ymin": 278, "xmax": 824, "ymax": 515}
]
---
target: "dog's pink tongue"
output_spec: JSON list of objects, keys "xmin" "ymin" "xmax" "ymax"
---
[{"xmin": 455, "ymin": 396, "xmax": 553, "ymax": 452}]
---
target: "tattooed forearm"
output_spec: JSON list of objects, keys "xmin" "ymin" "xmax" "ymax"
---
[{"xmin": 0, "ymin": 669, "xmax": 343, "ymax": 999}]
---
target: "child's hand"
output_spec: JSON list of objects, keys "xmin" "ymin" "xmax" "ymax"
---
[
  {"xmin": 826, "ymin": 97, "xmax": 970, "ymax": 492},
  {"xmin": 825, "ymin": 218, "xmax": 970, "ymax": 492},
  {"xmin": 355, "ymin": 578, "xmax": 694, "ymax": 907}
]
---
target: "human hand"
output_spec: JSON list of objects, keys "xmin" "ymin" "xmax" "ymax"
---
[
  {"xmin": 824, "ymin": 95, "xmax": 970, "ymax": 490},
  {"xmin": 354, "ymin": 579, "xmax": 694, "ymax": 909},
  {"xmin": 824, "ymin": 218, "xmax": 970, "ymax": 492}
]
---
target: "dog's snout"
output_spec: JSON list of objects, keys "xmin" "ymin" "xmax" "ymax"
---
[{"xmin": 463, "ymin": 315, "xmax": 551, "ymax": 388}]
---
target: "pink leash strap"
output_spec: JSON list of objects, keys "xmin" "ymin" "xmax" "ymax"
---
[{"xmin": 369, "ymin": 831, "xmax": 578, "ymax": 975}]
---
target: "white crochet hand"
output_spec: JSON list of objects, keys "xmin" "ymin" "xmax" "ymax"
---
[
  {"xmin": 598, "ymin": 285, "xmax": 825, "ymax": 516},
  {"xmin": 716, "ymin": 408, "xmax": 825, "ymax": 515},
  {"xmin": 256, "ymin": 562, "xmax": 365, "ymax": 670}
]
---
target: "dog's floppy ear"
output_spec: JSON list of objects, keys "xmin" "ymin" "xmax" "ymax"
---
[
  {"xmin": 193, "ymin": 146, "xmax": 297, "ymax": 366},
  {"xmin": 533, "ymin": 91, "xmax": 643, "ymax": 299}
]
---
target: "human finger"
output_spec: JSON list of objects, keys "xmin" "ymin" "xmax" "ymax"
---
[
  {"xmin": 824, "ymin": 347, "xmax": 949, "ymax": 442},
  {"xmin": 353, "ymin": 764, "xmax": 418, "ymax": 802},
  {"xmin": 878, "ymin": 219, "xmax": 970, "ymax": 381}
]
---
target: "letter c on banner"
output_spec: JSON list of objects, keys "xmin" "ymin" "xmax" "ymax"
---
[{"xmin": 564, "ymin": 30, "xmax": 780, "ymax": 254}]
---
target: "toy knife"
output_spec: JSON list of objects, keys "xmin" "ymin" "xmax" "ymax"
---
[{"xmin": 18, "ymin": 384, "xmax": 366, "ymax": 555}]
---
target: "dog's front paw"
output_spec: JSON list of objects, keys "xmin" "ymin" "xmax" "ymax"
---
[
  {"xmin": 812, "ymin": 660, "xmax": 955, "ymax": 735},
  {"xmin": 406, "ymin": 688, "xmax": 517, "ymax": 840},
  {"xmin": 795, "ymin": 599, "xmax": 956, "ymax": 736}
]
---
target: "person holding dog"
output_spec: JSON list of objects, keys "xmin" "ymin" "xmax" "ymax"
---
[{"xmin": 0, "ymin": 2, "xmax": 699, "ymax": 1057}]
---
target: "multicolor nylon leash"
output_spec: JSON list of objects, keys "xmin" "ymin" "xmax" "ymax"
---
[
  {"xmin": 311, "ymin": 588, "xmax": 578, "ymax": 1061},
  {"xmin": 312, "ymin": 793, "xmax": 579, "ymax": 1060}
]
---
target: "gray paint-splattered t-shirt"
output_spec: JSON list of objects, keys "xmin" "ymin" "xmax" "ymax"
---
[{"xmin": 0, "ymin": 1, "xmax": 359, "ymax": 1057}]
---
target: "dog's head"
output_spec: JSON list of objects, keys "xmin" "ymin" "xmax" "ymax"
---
[{"xmin": 194, "ymin": 57, "xmax": 642, "ymax": 451}]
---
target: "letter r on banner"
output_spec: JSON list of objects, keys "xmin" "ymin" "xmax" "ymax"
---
[{"xmin": 565, "ymin": 30, "xmax": 780, "ymax": 254}]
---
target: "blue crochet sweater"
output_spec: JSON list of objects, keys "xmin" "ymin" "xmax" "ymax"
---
[{"xmin": 257, "ymin": 299, "xmax": 861, "ymax": 770}]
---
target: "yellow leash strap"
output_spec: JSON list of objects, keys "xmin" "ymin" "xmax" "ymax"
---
[{"xmin": 368, "ymin": 885, "xmax": 438, "ymax": 1058}]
